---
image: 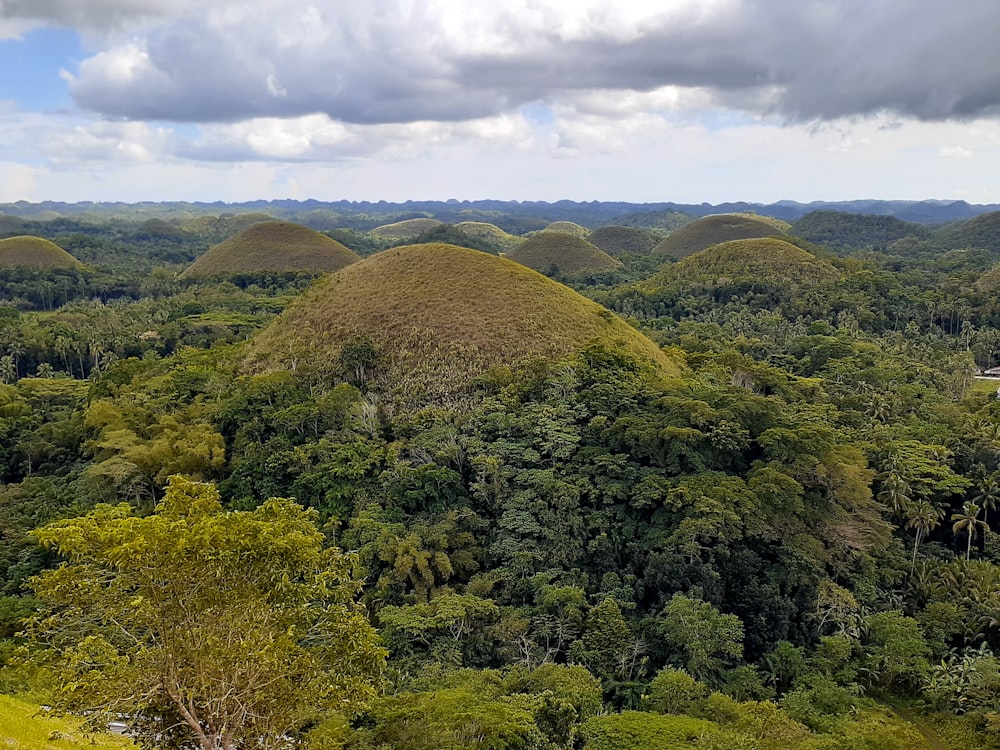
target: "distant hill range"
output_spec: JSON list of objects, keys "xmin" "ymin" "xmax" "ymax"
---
[{"xmin": 0, "ymin": 198, "xmax": 992, "ymax": 227}]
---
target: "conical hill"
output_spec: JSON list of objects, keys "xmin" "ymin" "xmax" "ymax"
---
[
  {"xmin": 507, "ymin": 231, "xmax": 621, "ymax": 279},
  {"xmin": 656, "ymin": 237, "xmax": 838, "ymax": 287},
  {"xmin": 180, "ymin": 221, "xmax": 361, "ymax": 278},
  {"xmin": 245, "ymin": 243, "xmax": 680, "ymax": 408},
  {"xmin": 370, "ymin": 218, "xmax": 444, "ymax": 240},
  {"xmin": 544, "ymin": 221, "xmax": 590, "ymax": 238},
  {"xmin": 653, "ymin": 214, "xmax": 785, "ymax": 259},
  {"xmin": 0, "ymin": 236, "xmax": 83, "ymax": 269},
  {"xmin": 588, "ymin": 226, "xmax": 656, "ymax": 256}
]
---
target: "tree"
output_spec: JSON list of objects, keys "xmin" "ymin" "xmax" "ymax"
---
[
  {"xmin": 658, "ymin": 593, "xmax": 744, "ymax": 682},
  {"xmin": 903, "ymin": 498, "xmax": 945, "ymax": 574},
  {"xmin": 25, "ymin": 476, "xmax": 385, "ymax": 750},
  {"xmin": 952, "ymin": 501, "xmax": 989, "ymax": 561}
]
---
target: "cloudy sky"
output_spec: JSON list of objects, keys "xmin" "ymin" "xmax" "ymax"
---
[{"xmin": 1, "ymin": 0, "xmax": 998, "ymax": 204}]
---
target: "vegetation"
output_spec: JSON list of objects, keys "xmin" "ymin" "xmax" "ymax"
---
[
  {"xmin": 0, "ymin": 236, "xmax": 83, "ymax": 269},
  {"xmin": 587, "ymin": 226, "xmax": 657, "ymax": 256},
  {"xmin": 26, "ymin": 476, "xmax": 385, "ymax": 750},
  {"xmin": 792, "ymin": 210, "xmax": 927, "ymax": 252},
  {"xmin": 11, "ymin": 201, "xmax": 1000, "ymax": 749},
  {"xmin": 652, "ymin": 214, "xmax": 786, "ymax": 258},
  {"xmin": 544, "ymin": 221, "xmax": 590, "ymax": 237},
  {"xmin": 369, "ymin": 218, "xmax": 445, "ymax": 240},
  {"xmin": 506, "ymin": 231, "xmax": 622, "ymax": 280},
  {"xmin": 0, "ymin": 693, "xmax": 136, "ymax": 749},
  {"xmin": 246, "ymin": 243, "xmax": 678, "ymax": 408},
  {"xmin": 180, "ymin": 221, "xmax": 361, "ymax": 278},
  {"xmin": 453, "ymin": 221, "xmax": 523, "ymax": 251},
  {"xmin": 654, "ymin": 237, "xmax": 839, "ymax": 287}
]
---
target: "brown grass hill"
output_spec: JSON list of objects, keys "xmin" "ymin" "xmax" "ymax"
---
[
  {"xmin": 507, "ymin": 231, "xmax": 622, "ymax": 279},
  {"xmin": 543, "ymin": 221, "xmax": 590, "ymax": 238},
  {"xmin": 244, "ymin": 243, "xmax": 680, "ymax": 409},
  {"xmin": 588, "ymin": 226, "xmax": 657, "ymax": 256},
  {"xmin": 0, "ymin": 236, "xmax": 83, "ymax": 269},
  {"xmin": 369, "ymin": 218, "xmax": 445, "ymax": 240},
  {"xmin": 179, "ymin": 221, "xmax": 361, "ymax": 278},
  {"xmin": 654, "ymin": 237, "xmax": 838, "ymax": 289},
  {"xmin": 453, "ymin": 221, "xmax": 522, "ymax": 251},
  {"xmin": 652, "ymin": 214, "xmax": 787, "ymax": 259}
]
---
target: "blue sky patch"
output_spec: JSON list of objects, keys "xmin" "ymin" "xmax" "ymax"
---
[{"xmin": 0, "ymin": 27, "xmax": 82, "ymax": 110}]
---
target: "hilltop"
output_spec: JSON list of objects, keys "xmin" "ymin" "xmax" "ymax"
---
[
  {"xmin": 506, "ymin": 231, "xmax": 622, "ymax": 279},
  {"xmin": 245, "ymin": 243, "xmax": 679, "ymax": 408},
  {"xmin": 652, "ymin": 214, "xmax": 786, "ymax": 258},
  {"xmin": 0, "ymin": 235, "xmax": 83, "ymax": 268},
  {"xmin": 370, "ymin": 217, "xmax": 445, "ymax": 240},
  {"xmin": 180, "ymin": 221, "xmax": 361, "ymax": 278},
  {"xmin": 182, "ymin": 212, "xmax": 276, "ymax": 240},
  {"xmin": 588, "ymin": 226, "xmax": 657, "ymax": 256},
  {"xmin": 453, "ymin": 221, "xmax": 522, "ymax": 251},
  {"xmin": 655, "ymin": 237, "xmax": 838, "ymax": 288},
  {"xmin": 132, "ymin": 218, "xmax": 193, "ymax": 241},
  {"xmin": 543, "ymin": 221, "xmax": 590, "ymax": 238}
]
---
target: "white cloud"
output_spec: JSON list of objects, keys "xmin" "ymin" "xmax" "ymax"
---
[{"xmin": 939, "ymin": 145, "xmax": 974, "ymax": 159}]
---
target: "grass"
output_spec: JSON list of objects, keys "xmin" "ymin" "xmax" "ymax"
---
[
  {"xmin": 652, "ymin": 214, "xmax": 786, "ymax": 259},
  {"xmin": 0, "ymin": 236, "xmax": 83, "ymax": 269},
  {"xmin": 0, "ymin": 693, "xmax": 136, "ymax": 749},
  {"xmin": 180, "ymin": 221, "xmax": 361, "ymax": 278},
  {"xmin": 246, "ymin": 243, "xmax": 680, "ymax": 409},
  {"xmin": 654, "ymin": 237, "xmax": 839, "ymax": 287},
  {"xmin": 369, "ymin": 218, "xmax": 445, "ymax": 239},
  {"xmin": 181, "ymin": 213, "xmax": 276, "ymax": 238},
  {"xmin": 543, "ymin": 221, "xmax": 589, "ymax": 238},
  {"xmin": 507, "ymin": 231, "xmax": 622, "ymax": 279},
  {"xmin": 587, "ymin": 226, "xmax": 656, "ymax": 256},
  {"xmin": 937, "ymin": 211, "xmax": 1000, "ymax": 252},
  {"xmin": 453, "ymin": 222, "xmax": 522, "ymax": 251},
  {"xmin": 133, "ymin": 218, "xmax": 191, "ymax": 240}
]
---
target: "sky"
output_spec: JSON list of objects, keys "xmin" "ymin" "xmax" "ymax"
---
[{"xmin": 0, "ymin": 0, "xmax": 999, "ymax": 205}]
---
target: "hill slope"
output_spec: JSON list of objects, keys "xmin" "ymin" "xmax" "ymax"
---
[
  {"xmin": 180, "ymin": 221, "xmax": 361, "ymax": 277},
  {"xmin": 0, "ymin": 235, "xmax": 83, "ymax": 268},
  {"xmin": 656, "ymin": 237, "xmax": 838, "ymax": 287},
  {"xmin": 507, "ymin": 231, "xmax": 622, "ymax": 278},
  {"xmin": 246, "ymin": 243, "xmax": 679, "ymax": 408},
  {"xmin": 370, "ymin": 218, "xmax": 445, "ymax": 240},
  {"xmin": 653, "ymin": 214, "xmax": 785, "ymax": 259},
  {"xmin": 588, "ymin": 226, "xmax": 657, "ymax": 256},
  {"xmin": 544, "ymin": 221, "xmax": 590, "ymax": 238},
  {"xmin": 792, "ymin": 210, "xmax": 926, "ymax": 250},
  {"xmin": 934, "ymin": 211, "xmax": 1000, "ymax": 252}
]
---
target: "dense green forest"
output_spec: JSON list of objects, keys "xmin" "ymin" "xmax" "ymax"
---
[{"xmin": 6, "ymin": 204, "xmax": 1000, "ymax": 749}]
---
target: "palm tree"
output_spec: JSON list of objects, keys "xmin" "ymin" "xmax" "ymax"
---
[
  {"xmin": 952, "ymin": 502, "xmax": 989, "ymax": 561},
  {"xmin": 904, "ymin": 499, "xmax": 945, "ymax": 573},
  {"xmin": 973, "ymin": 473, "xmax": 1000, "ymax": 525}
]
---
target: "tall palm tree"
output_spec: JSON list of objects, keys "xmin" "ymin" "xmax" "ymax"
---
[
  {"xmin": 952, "ymin": 502, "xmax": 989, "ymax": 561},
  {"xmin": 904, "ymin": 499, "xmax": 945, "ymax": 573}
]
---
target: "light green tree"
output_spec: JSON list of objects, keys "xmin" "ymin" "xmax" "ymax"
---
[{"xmin": 26, "ymin": 476, "xmax": 385, "ymax": 750}]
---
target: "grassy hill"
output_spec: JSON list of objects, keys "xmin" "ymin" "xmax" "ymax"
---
[
  {"xmin": 506, "ymin": 231, "xmax": 622, "ymax": 279},
  {"xmin": 543, "ymin": 221, "xmax": 590, "ymax": 238},
  {"xmin": 588, "ymin": 226, "xmax": 657, "ymax": 256},
  {"xmin": 180, "ymin": 221, "xmax": 361, "ymax": 278},
  {"xmin": 0, "ymin": 236, "xmax": 83, "ymax": 269},
  {"xmin": 245, "ymin": 243, "xmax": 680, "ymax": 408},
  {"xmin": 369, "ymin": 218, "xmax": 445, "ymax": 240},
  {"xmin": 792, "ymin": 210, "xmax": 927, "ymax": 251},
  {"xmin": 652, "ymin": 214, "xmax": 786, "ymax": 258},
  {"xmin": 655, "ymin": 237, "xmax": 839, "ymax": 287},
  {"xmin": 0, "ymin": 694, "xmax": 135, "ymax": 749},
  {"xmin": 609, "ymin": 209, "xmax": 694, "ymax": 231},
  {"xmin": 454, "ymin": 221, "xmax": 522, "ymax": 251}
]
